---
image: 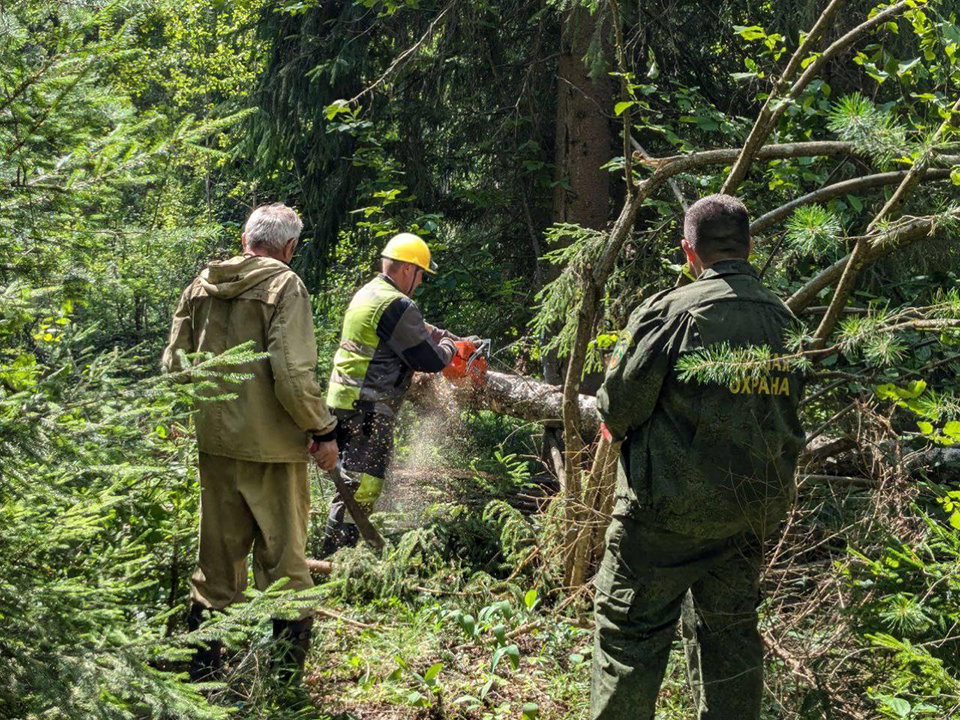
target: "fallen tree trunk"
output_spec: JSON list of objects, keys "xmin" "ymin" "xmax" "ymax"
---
[
  {"xmin": 803, "ymin": 435, "xmax": 960, "ymax": 483},
  {"xmin": 307, "ymin": 559, "xmax": 333, "ymax": 576},
  {"xmin": 408, "ymin": 370, "xmax": 601, "ymax": 438}
]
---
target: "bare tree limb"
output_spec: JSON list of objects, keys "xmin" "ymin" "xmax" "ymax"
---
[
  {"xmin": 631, "ymin": 136, "xmax": 688, "ymax": 210},
  {"xmin": 751, "ymin": 169, "xmax": 952, "ymax": 235},
  {"xmin": 812, "ymin": 96, "xmax": 960, "ymax": 345},
  {"xmin": 721, "ymin": 0, "xmax": 845, "ymax": 193}
]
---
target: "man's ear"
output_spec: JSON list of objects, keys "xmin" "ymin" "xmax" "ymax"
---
[
  {"xmin": 285, "ymin": 237, "xmax": 297, "ymax": 257},
  {"xmin": 681, "ymin": 237, "xmax": 697, "ymax": 264},
  {"xmin": 748, "ymin": 235, "xmax": 754, "ymax": 256},
  {"xmin": 241, "ymin": 233, "xmax": 249, "ymax": 252}
]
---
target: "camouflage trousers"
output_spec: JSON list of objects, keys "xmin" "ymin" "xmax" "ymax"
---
[{"xmin": 591, "ymin": 513, "xmax": 764, "ymax": 720}]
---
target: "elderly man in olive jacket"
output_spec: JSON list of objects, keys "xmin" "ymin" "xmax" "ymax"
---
[
  {"xmin": 591, "ymin": 195, "xmax": 805, "ymax": 720},
  {"xmin": 163, "ymin": 203, "xmax": 338, "ymax": 682}
]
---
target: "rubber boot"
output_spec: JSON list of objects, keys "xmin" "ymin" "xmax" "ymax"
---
[
  {"xmin": 187, "ymin": 603, "xmax": 224, "ymax": 682},
  {"xmin": 319, "ymin": 517, "xmax": 360, "ymax": 557},
  {"xmin": 272, "ymin": 615, "xmax": 315, "ymax": 685}
]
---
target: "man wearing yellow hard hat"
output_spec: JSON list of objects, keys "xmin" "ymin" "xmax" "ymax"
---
[{"xmin": 321, "ymin": 233, "xmax": 479, "ymax": 554}]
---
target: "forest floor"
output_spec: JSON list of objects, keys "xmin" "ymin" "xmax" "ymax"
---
[{"xmin": 289, "ymin": 460, "xmax": 698, "ymax": 720}]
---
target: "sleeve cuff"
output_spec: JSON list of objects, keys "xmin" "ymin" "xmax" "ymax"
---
[{"xmin": 312, "ymin": 429, "xmax": 337, "ymax": 443}]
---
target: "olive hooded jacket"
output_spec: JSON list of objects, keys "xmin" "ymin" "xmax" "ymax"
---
[
  {"xmin": 598, "ymin": 259, "xmax": 805, "ymax": 539},
  {"xmin": 162, "ymin": 255, "xmax": 337, "ymax": 463}
]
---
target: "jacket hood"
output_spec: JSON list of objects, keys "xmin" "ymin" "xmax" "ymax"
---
[{"xmin": 199, "ymin": 255, "xmax": 289, "ymax": 299}]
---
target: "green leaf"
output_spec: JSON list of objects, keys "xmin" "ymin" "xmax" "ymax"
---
[
  {"xmin": 424, "ymin": 662, "xmax": 443, "ymax": 684},
  {"xmin": 480, "ymin": 677, "xmax": 495, "ymax": 700},
  {"xmin": 734, "ymin": 25, "xmax": 767, "ymax": 41},
  {"xmin": 614, "ymin": 101, "xmax": 635, "ymax": 116},
  {"xmin": 896, "ymin": 57, "xmax": 921, "ymax": 76},
  {"xmin": 951, "ymin": 166, "xmax": 960, "ymax": 186},
  {"xmin": 522, "ymin": 702, "xmax": 540, "ymax": 720},
  {"xmin": 876, "ymin": 380, "xmax": 927, "ymax": 402},
  {"xmin": 875, "ymin": 383, "xmax": 899, "ymax": 401},
  {"xmin": 917, "ymin": 421, "xmax": 934, "ymax": 435},
  {"xmin": 900, "ymin": 379, "xmax": 927, "ymax": 399},
  {"xmin": 492, "ymin": 624, "xmax": 507, "ymax": 646},
  {"xmin": 881, "ymin": 696, "xmax": 911, "ymax": 717},
  {"xmin": 491, "ymin": 643, "xmax": 521, "ymax": 672},
  {"xmin": 943, "ymin": 421, "xmax": 960, "ymax": 440},
  {"xmin": 523, "ymin": 589, "xmax": 538, "ymax": 611},
  {"xmin": 324, "ymin": 99, "xmax": 351, "ymax": 120},
  {"xmin": 459, "ymin": 613, "xmax": 476, "ymax": 638}
]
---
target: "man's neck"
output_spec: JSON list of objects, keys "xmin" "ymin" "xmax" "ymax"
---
[
  {"xmin": 380, "ymin": 272, "xmax": 407, "ymax": 294},
  {"xmin": 701, "ymin": 256, "xmax": 749, "ymax": 270},
  {"xmin": 244, "ymin": 249, "xmax": 285, "ymax": 262}
]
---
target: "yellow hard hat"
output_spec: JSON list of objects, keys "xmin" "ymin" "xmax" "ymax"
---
[{"xmin": 381, "ymin": 233, "xmax": 437, "ymax": 275}]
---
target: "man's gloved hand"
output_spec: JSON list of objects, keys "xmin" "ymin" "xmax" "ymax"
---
[
  {"xmin": 309, "ymin": 436, "xmax": 339, "ymax": 471},
  {"xmin": 439, "ymin": 337, "xmax": 458, "ymax": 358},
  {"xmin": 442, "ymin": 339, "xmax": 487, "ymax": 386},
  {"xmin": 462, "ymin": 335, "xmax": 483, "ymax": 346}
]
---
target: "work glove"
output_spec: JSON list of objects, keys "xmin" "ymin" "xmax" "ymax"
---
[
  {"xmin": 600, "ymin": 422, "xmax": 614, "ymax": 442},
  {"xmin": 442, "ymin": 339, "xmax": 487, "ymax": 386}
]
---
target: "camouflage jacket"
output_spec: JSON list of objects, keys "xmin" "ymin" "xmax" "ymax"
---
[{"xmin": 598, "ymin": 259, "xmax": 805, "ymax": 538}]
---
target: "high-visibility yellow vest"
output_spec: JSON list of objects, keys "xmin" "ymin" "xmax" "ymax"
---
[{"xmin": 326, "ymin": 276, "xmax": 407, "ymax": 411}]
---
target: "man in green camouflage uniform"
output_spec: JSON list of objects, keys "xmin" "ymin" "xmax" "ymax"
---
[{"xmin": 592, "ymin": 194, "xmax": 805, "ymax": 719}]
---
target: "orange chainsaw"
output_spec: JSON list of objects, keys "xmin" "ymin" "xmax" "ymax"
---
[{"xmin": 442, "ymin": 338, "xmax": 490, "ymax": 387}]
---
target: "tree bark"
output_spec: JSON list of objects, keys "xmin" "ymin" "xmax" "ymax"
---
[
  {"xmin": 553, "ymin": 4, "xmax": 613, "ymax": 239},
  {"xmin": 408, "ymin": 371, "xmax": 601, "ymax": 437}
]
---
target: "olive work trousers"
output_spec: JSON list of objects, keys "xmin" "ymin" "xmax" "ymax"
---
[
  {"xmin": 190, "ymin": 452, "xmax": 314, "ymax": 614},
  {"xmin": 591, "ymin": 513, "xmax": 764, "ymax": 720}
]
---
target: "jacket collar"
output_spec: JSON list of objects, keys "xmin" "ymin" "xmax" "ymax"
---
[
  {"xmin": 378, "ymin": 273, "xmax": 401, "ymax": 291},
  {"xmin": 698, "ymin": 258, "xmax": 757, "ymax": 281}
]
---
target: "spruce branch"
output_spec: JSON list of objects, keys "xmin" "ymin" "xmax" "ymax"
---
[
  {"xmin": 784, "ymin": 204, "xmax": 842, "ymax": 258},
  {"xmin": 788, "ymin": 206, "xmax": 960, "ymax": 313},
  {"xmin": 827, "ymin": 93, "xmax": 909, "ymax": 167},
  {"xmin": 751, "ymin": 168, "xmax": 953, "ymax": 235},
  {"xmin": 676, "ymin": 343, "xmax": 813, "ymax": 386},
  {"xmin": 812, "ymin": 95, "xmax": 960, "ymax": 346}
]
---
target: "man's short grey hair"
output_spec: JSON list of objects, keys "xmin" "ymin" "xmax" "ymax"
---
[{"xmin": 244, "ymin": 203, "xmax": 303, "ymax": 251}]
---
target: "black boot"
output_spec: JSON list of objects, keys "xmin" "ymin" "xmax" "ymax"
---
[
  {"xmin": 272, "ymin": 615, "xmax": 315, "ymax": 685},
  {"xmin": 319, "ymin": 518, "xmax": 360, "ymax": 557},
  {"xmin": 187, "ymin": 603, "xmax": 224, "ymax": 682}
]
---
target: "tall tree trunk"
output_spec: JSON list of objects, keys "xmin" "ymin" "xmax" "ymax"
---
[
  {"xmin": 553, "ymin": 6, "xmax": 613, "ymax": 237},
  {"xmin": 551, "ymin": 4, "xmax": 613, "ymax": 585},
  {"xmin": 544, "ymin": 4, "xmax": 613, "ymax": 386}
]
